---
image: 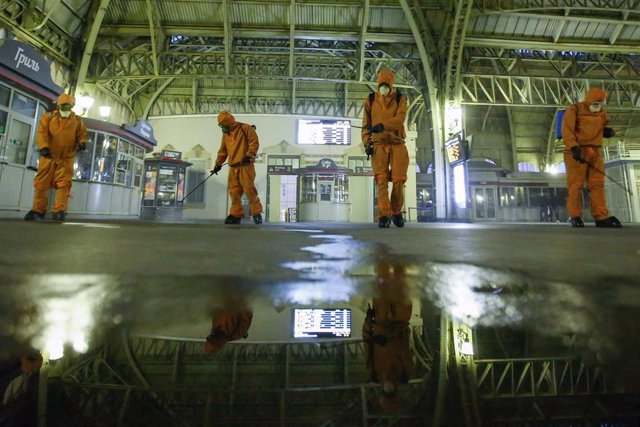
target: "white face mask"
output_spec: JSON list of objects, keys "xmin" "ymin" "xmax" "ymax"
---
[
  {"xmin": 59, "ymin": 110, "xmax": 71, "ymax": 118},
  {"xmin": 588, "ymin": 103, "xmax": 603, "ymax": 113},
  {"xmin": 379, "ymin": 85, "xmax": 390, "ymax": 96}
]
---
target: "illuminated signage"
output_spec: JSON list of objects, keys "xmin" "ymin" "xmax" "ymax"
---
[
  {"xmin": 445, "ymin": 134, "xmax": 467, "ymax": 165},
  {"xmin": 161, "ymin": 150, "xmax": 182, "ymax": 160}
]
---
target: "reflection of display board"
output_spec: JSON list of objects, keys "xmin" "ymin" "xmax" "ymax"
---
[
  {"xmin": 293, "ymin": 308, "xmax": 351, "ymax": 338},
  {"xmin": 445, "ymin": 134, "xmax": 468, "ymax": 165},
  {"xmin": 297, "ymin": 119, "xmax": 351, "ymax": 145}
]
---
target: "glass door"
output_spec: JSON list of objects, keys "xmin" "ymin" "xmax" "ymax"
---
[
  {"xmin": 3, "ymin": 118, "xmax": 31, "ymax": 165},
  {"xmin": 473, "ymin": 186, "xmax": 497, "ymax": 220}
]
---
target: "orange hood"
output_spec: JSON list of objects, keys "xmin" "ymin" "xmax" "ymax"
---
[
  {"xmin": 218, "ymin": 111, "xmax": 236, "ymax": 127},
  {"xmin": 377, "ymin": 68, "xmax": 395, "ymax": 89},
  {"xmin": 56, "ymin": 93, "xmax": 75, "ymax": 107},
  {"xmin": 584, "ymin": 88, "xmax": 606, "ymax": 104}
]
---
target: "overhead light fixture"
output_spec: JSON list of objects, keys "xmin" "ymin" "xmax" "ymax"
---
[
  {"xmin": 74, "ymin": 95, "xmax": 94, "ymax": 116},
  {"xmin": 99, "ymin": 105, "xmax": 112, "ymax": 120}
]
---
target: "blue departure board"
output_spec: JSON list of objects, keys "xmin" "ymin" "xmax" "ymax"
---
[{"xmin": 293, "ymin": 308, "xmax": 351, "ymax": 338}]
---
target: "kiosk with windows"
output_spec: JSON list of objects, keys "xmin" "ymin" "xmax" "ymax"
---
[
  {"xmin": 297, "ymin": 158, "xmax": 351, "ymax": 221},
  {"xmin": 141, "ymin": 150, "xmax": 192, "ymax": 220},
  {"xmin": 0, "ymin": 34, "xmax": 158, "ymax": 218}
]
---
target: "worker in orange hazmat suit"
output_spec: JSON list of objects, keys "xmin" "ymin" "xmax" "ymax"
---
[
  {"xmin": 561, "ymin": 87, "xmax": 621, "ymax": 228},
  {"xmin": 211, "ymin": 111, "xmax": 263, "ymax": 225},
  {"xmin": 363, "ymin": 260, "xmax": 414, "ymax": 413},
  {"xmin": 204, "ymin": 307, "xmax": 253, "ymax": 355},
  {"xmin": 362, "ymin": 68, "xmax": 409, "ymax": 228},
  {"xmin": 24, "ymin": 94, "xmax": 87, "ymax": 221}
]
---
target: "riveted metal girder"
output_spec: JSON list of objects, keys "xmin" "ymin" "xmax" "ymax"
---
[
  {"xmin": 462, "ymin": 49, "xmax": 640, "ymax": 109},
  {"xmin": 0, "ymin": 0, "xmax": 74, "ymax": 65}
]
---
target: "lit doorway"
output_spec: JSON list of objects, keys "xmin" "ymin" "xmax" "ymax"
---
[
  {"xmin": 472, "ymin": 186, "xmax": 497, "ymax": 220},
  {"xmin": 267, "ymin": 174, "xmax": 298, "ymax": 222}
]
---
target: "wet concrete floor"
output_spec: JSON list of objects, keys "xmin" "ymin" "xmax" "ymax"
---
[{"xmin": 1, "ymin": 219, "xmax": 639, "ymax": 425}]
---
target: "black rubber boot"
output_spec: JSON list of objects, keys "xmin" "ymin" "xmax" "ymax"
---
[
  {"xmin": 378, "ymin": 216, "xmax": 391, "ymax": 228},
  {"xmin": 24, "ymin": 210, "xmax": 45, "ymax": 221},
  {"xmin": 52, "ymin": 211, "xmax": 66, "ymax": 221},
  {"xmin": 252, "ymin": 214, "xmax": 263, "ymax": 224},
  {"xmin": 391, "ymin": 214, "xmax": 405, "ymax": 228},
  {"xmin": 569, "ymin": 217, "xmax": 584, "ymax": 228},
  {"xmin": 224, "ymin": 215, "xmax": 242, "ymax": 224},
  {"xmin": 595, "ymin": 216, "xmax": 622, "ymax": 228}
]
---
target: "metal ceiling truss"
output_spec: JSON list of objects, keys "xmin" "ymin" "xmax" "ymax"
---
[
  {"xmin": 89, "ymin": 48, "xmax": 423, "ymax": 86},
  {"xmin": 474, "ymin": 357, "xmax": 640, "ymax": 425},
  {"xmin": 467, "ymin": 48, "xmax": 640, "ymax": 79},
  {"xmin": 461, "ymin": 75, "xmax": 640, "ymax": 108},
  {"xmin": 50, "ymin": 334, "xmax": 431, "ymax": 425},
  {"xmin": 89, "ymin": 37, "xmax": 423, "ymax": 117},
  {"xmin": 149, "ymin": 96, "xmax": 366, "ymax": 118},
  {"xmin": 444, "ymin": 0, "xmax": 475, "ymax": 111},
  {"xmin": 474, "ymin": 0, "xmax": 640, "ymax": 12},
  {"xmin": 0, "ymin": 0, "xmax": 75, "ymax": 65}
]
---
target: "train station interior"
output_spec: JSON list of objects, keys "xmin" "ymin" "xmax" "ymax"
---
[{"xmin": 1, "ymin": 1, "xmax": 639, "ymax": 426}]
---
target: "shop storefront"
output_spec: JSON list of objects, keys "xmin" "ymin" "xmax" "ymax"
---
[{"xmin": 0, "ymin": 35, "xmax": 157, "ymax": 217}]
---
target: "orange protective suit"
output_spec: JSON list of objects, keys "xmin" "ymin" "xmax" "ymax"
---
[
  {"xmin": 363, "ymin": 260, "xmax": 413, "ymax": 412},
  {"xmin": 204, "ymin": 310, "xmax": 253, "ymax": 355},
  {"xmin": 361, "ymin": 69, "xmax": 409, "ymax": 218},
  {"xmin": 561, "ymin": 88, "xmax": 609, "ymax": 220},
  {"xmin": 214, "ymin": 112, "xmax": 263, "ymax": 218},
  {"xmin": 32, "ymin": 94, "xmax": 87, "ymax": 214}
]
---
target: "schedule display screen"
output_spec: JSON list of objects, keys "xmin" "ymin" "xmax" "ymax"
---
[
  {"xmin": 445, "ymin": 134, "xmax": 467, "ymax": 165},
  {"xmin": 297, "ymin": 119, "xmax": 351, "ymax": 145},
  {"xmin": 293, "ymin": 308, "xmax": 351, "ymax": 338}
]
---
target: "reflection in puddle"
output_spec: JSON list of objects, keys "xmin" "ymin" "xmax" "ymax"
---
[
  {"xmin": 280, "ymin": 234, "xmax": 371, "ymax": 304},
  {"xmin": 1, "ymin": 247, "xmax": 638, "ymax": 425},
  {"xmin": 1, "ymin": 274, "xmax": 116, "ymax": 361}
]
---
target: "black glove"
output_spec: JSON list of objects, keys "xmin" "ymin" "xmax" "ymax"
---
[
  {"xmin": 39, "ymin": 147, "xmax": 51, "ymax": 158},
  {"xmin": 211, "ymin": 164, "xmax": 222, "ymax": 175},
  {"xmin": 370, "ymin": 123, "xmax": 384, "ymax": 133},
  {"xmin": 366, "ymin": 304, "xmax": 375, "ymax": 319},
  {"xmin": 76, "ymin": 143, "xmax": 87, "ymax": 152},
  {"xmin": 365, "ymin": 144, "xmax": 374, "ymax": 157},
  {"xmin": 242, "ymin": 155, "xmax": 252, "ymax": 164},
  {"xmin": 571, "ymin": 146, "xmax": 583, "ymax": 163},
  {"xmin": 603, "ymin": 127, "xmax": 615, "ymax": 138}
]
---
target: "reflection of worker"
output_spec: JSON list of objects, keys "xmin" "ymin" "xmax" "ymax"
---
[
  {"xmin": 2, "ymin": 350, "xmax": 43, "ymax": 424},
  {"xmin": 24, "ymin": 94, "xmax": 87, "ymax": 222},
  {"xmin": 561, "ymin": 88, "xmax": 621, "ymax": 228},
  {"xmin": 210, "ymin": 111, "xmax": 263, "ymax": 225},
  {"xmin": 204, "ymin": 308, "xmax": 254, "ymax": 355},
  {"xmin": 363, "ymin": 261, "xmax": 413, "ymax": 412},
  {"xmin": 362, "ymin": 68, "xmax": 409, "ymax": 228}
]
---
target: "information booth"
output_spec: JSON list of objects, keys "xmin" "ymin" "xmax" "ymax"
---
[
  {"xmin": 297, "ymin": 158, "xmax": 351, "ymax": 221},
  {"xmin": 141, "ymin": 150, "xmax": 192, "ymax": 220}
]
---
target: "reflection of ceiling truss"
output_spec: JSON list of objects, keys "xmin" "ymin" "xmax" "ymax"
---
[
  {"xmin": 474, "ymin": 357, "xmax": 640, "ymax": 424},
  {"xmin": 51, "ymin": 333, "xmax": 431, "ymax": 425}
]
